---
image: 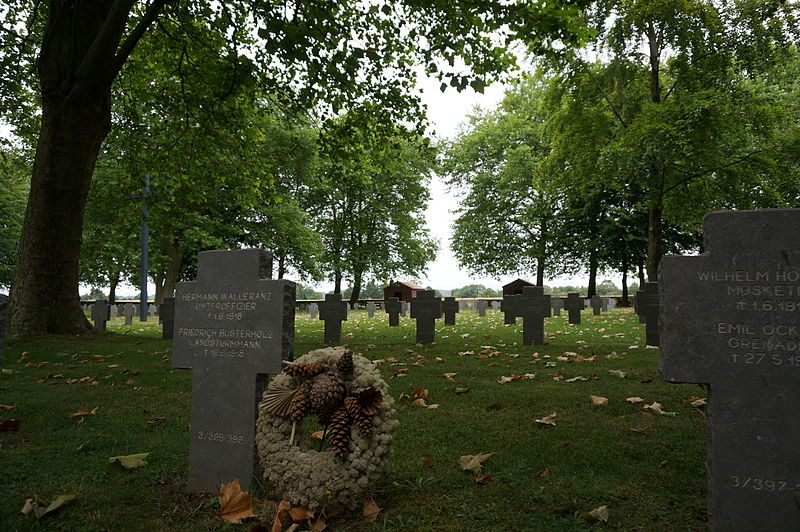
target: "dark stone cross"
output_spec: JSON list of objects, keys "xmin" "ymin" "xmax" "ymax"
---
[
  {"xmin": 410, "ymin": 290, "xmax": 442, "ymax": 344},
  {"xmin": 633, "ymin": 294, "xmax": 645, "ymax": 323},
  {"xmin": 309, "ymin": 303, "xmax": 318, "ymax": 320},
  {"xmin": 318, "ymin": 293, "xmax": 348, "ymax": 344},
  {"xmin": 161, "ymin": 297, "xmax": 175, "ymax": 340},
  {"xmin": 635, "ymin": 282, "xmax": 660, "ymax": 346},
  {"xmin": 122, "ymin": 303, "xmax": 135, "ymax": 325},
  {"xmin": 476, "ymin": 299, "xmax": 488, "ymax": 317},
  {"xmin": 400, "ymin": 301, "xmax": 408, "ymax": 317},
  {"xmin": 601, "ymin": 297, "xmax": 609, "ymax": 312},
  {"xmin": 501, "ymin": 295, "xmax": 519, "ymax": 325},
  {"xmin": 590, "ymin": 295, "xmax": 603, "ymax": 315},
  {"xmin": 442, "ymin": 296, "xmax": 459, "ymax": 326},
  {"xmin": 91, "ymin": 299, "xmax": 111, "ymax": 331},
  {"xmin": 551, "ymin": 297, "xmax": 563, "ymax": 317},
  {"xmin": 660, "ymin": 209, "xmax": 800, "ymax": 530},
  {"xmin": 516, "ymin": 286, "xmax": 551, "ymax": 345},
  {"xmin": 172, "ymin": 248, "xmax": 295, "ymax": 492},
  {"xmin": 564, "ymin": 293, "xmax": 583, "ymax": 324},
  {"xmin": 385, "ymin": 297, "xmax": 401, "ymax": 326}
]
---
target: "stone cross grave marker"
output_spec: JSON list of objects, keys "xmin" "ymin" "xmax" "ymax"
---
[
  {"xmin": 123, "ymin": 303, "xmax": 135, "ymax": 325},
  {"xmin": 385, "ymin": 297, "xmax": 401, "ymax": 326},
  {"xmin": 491, "ymin": 301, "xmax": 500, "ymax": 310},
  {"xmin": 309, "ymin": 303, "xmax": 318, "ymax": 320},
  {"xmin": 366, "ymin": 302, "xmax": 376, "ymax": 318},
  {"xmin": 590, "ymin": 295, "xmax": 603, "ymax": 315},
  {"xmin": 476, "ymin": 299, "xmax": 488, "ymax": 317},
  {"xmin": 161, "ymin": 297, "xmax": 175, "ymax": 340},
  {"xmin": 607, "ymin": 298, "xmax": 617, "ymax": 310},
  {"xmin": 551, "ymin": 297, "xmax": 563, "ymax": 317},
  {"xmin": 601, "ymin": 297, "xmax": 609, "ymax": 312},
  {"xmin": 91, "ymin": 299, "xmax": 110, "ymax": 331},
  {"xmin": 400, "ymin": 301, "xmax": 408, "ymax": 317},
  {"xmin": 633, "ymin": 293, "xmax": 645, "ymax": 323},
  {"xmin": 564, "ymin": 293, "xmax": 583, "ymax": 324},
  {"xmin": 442, "ymin": 296, "xmax": 459, "ymax": 326},
  {"xmin": 0, "ymin": 293, "xmax": 8, "ymax": 362},
  {"xmin": 584, "ymin": 298, "xmax": 591, "ymax": 309},
  {"xmin": 148, "ymin": 303, "xmax": 157, "ymax": 318},
  {"xmin": 172, "ymin": 248, "xmax": 294, "ymax": 492},
  {"xmin": 516, "ymin": 286, "xmax": 551, "ymax": 345},
  {"xmin": 660, "ymin": 209, "xmax": 800, "ymax": 530},
  {"xmin": 501, "ymin": 295, "xmax": 518, "ymax": 325},
  {"xmin": 410, "ymin": 290, "xmax": 442, "ymax": 344},
  {"xmin": 635, "ymin": 282, "xmax": 660, "ymax": 346},
  {"xmin": 109, "ymin": 304, "xmax": 117, "ymax": 319},
  {"xmin": 353, "ymin": 302, "xmax": 359, "ymax": 310},
  {"xmin": 318, "ymin": 293, "xmax": 348, "ymax": 344}
]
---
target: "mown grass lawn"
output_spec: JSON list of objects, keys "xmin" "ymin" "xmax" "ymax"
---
[{"xmin": 1, "ymin": 307, "xmax": 707, "ymax": 531}]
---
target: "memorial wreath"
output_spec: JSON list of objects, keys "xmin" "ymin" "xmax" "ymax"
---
[{"xmin": 255, "ymin": 347, "xmax": 398, "ymax": 510}]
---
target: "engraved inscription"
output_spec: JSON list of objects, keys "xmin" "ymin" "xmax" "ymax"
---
[
  {"xmin": 728, "ymin": 475, "xmax": 800, "ymax": 494},
  {"xmin": 196, "ymin": 430, "xmax": 245, "ymax": 445}
]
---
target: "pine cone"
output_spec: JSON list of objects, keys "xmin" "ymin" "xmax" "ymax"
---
[
  {"xmin": 289, "ymin": 384, "xmax": 312, "ymax": 423},
  {"xmin": 284, "ymin": 362, "xmax": 327, "ymax": 378},
  {"xmin": 310, "ymin": 371, "xmax": 346, "ymax": 414},
  {"xmin": 327, "ymin": 405, "xmax": 352, "ymax": 459},
  {"xmin": 336, "ymin": 350, "xmax": 354, "ymax": 375},
  {"xmin": 358, "ymin": 387, "xmax": 383, "ymax": 415},
  {"xmin": 345, "ymin": 396, "xmax": 372, "ymax": 437}
]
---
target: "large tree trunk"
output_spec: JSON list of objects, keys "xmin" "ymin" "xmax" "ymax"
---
[
  {"xmin": 536, "ymin": 218, "xmax": 547, "ymax": 286},
  {"xmin": 160, "ymin": 236, "xmax": 183, "ymax": 302},
  {"xmin": 108, "ymin": 272, "xmax": 120, "ymax": 304},
  {"xmin": 646, "ymin": 160, "xmax": 665, "ymax": 281},
  {"xmin": 349, "ymin": 269, "xmax": 363, "ymax": 307},
  {"xmin": 6, "ymin": 0, "xmax": 167, "ymax": 339},
  {"xmin": 587, "ymin": 250, "xmax": 598, "ymax": 298},
  {"xmin": 620, "ymin": 254, "xmax": 629, "ymax": 306}
]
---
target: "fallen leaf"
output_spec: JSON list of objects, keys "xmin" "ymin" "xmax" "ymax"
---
[
  {"xmin": 524, "ymin": 373, "xmax": 536, "ymax": 379},
  {"xmin": 1, "ymin": 419, "xmax": 21, "ymax": 431},
  {"xmin": 626, "ymin": 397, "xmax": 645, "ymax": 404},
  {"xmin": 21, "ymin": 494, "xmax": 76, "ymax": 518},
  {"xmin": 438, "ymin": 372, "xmax": 458, "ymax": 382},
  {"xmin": 535, "ymin": 412, "xmax": 557, "ymax": 426},
  {"xmin": 310, "ymin": 430, "xmax": 325, "ymax": 440},
  {"xmin": 644, "ymin": 402, "xmax": 677, "ymax": 416},
  {"xmin": 608, "ymin": 369, "xmax": 627, "ymax": 378},
  {"xmin": 535, "ymin": 468, "xmax": 551, "ymax": 477},
  {"xmin": 0, "ymin": 404, "xmax": 16, "ymax": 411},
  {"xmin": 497, "ymin": 374, "xmax": 522, "ymax": 384},
  {"xmin": 475, "ymin": 473, "xmax": 492, "ymax": 484},
  {"xmin": 641, "ymin": 377, "xmax": 654, "ymax": 384},
  {"xmin": 69, "ymin": 407, "xmax": 98, "ymax": 417},
  {"xmin": 630, "ymin": 427, "xmax": 649, "ymax": 436},
  {"xmin": 454, "ymin": 387, "xmax": 470, "ymax": 394},
  {"xmin": 458, "ymin": 452, "xmax": 496, "ymax": 472},
  {"xmin": 411, "ymin": 386, "xmax": 428, "ymax": 400},
  {"xmin": 288, "ymin": 506, "xmax": 314, "ymax": 521},
  {"xmin": 108, "ymin": 452, "xmax": 150, "ymax": 469},
  {"xmin": 218, "ymin": 477, "xmax": 257, "ymax": 524},
  {"xmin": 486, "ymin": 402, "xmax": 503, "ymax": 410},
  {"xmin": 146, "ymin": 416, "xmax": 166, "ymax": 424},
  {"xmin": 565, "ymin": 376, "xmax": 589, "ymax": 382},
  {"xmin": 271, "ymin": 499, "xmax": 292, "ymax": 532},
  {"xmin": 362, "ymin": 497, "xmax": 381, "ymax": 522},
  {"xmin": 407, "ymin": 398, "xmax": 438, "ymax": 410},
  {"xmin": 686, "ymin": 396, "xmax": 707, "ymax": 407},
  {"xmin": 588, "ymin": 505, "xmax": 609, "ymax": 522},
  {"xmin": 589, "ymin": 395, "xmax": 608, "ymax": 407}
]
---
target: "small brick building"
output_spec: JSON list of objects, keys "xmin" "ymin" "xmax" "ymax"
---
[
  {"xmin": 383, "ymin": 281, "xmax": 426, "ymax": 302},
  {"xmin": 502, "ymin": 278, "xmax": 535, "ymax": 296}
]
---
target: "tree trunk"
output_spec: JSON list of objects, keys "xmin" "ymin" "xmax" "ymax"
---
[
  {"xmin": 620, "ymin": 254, "xmax": 629, "ymax": 306},
  {"xmin": 108, "ymin": 273, "xmax": 120, "ymax": 304},
  {"xmin": 646, "ymin": 161, "xmax": 665, "ymax": 282},
  {"xmin": 6, "ymin": 0, "xmax": 166, "ymax": 338},
  {"xmin": 536, "ymin": 218, "xmax": 547, "ymax": 286},
  {"xmin": 349, "ymin": 270, "xmax": 363, "ymax": 307},
  {"xmin": 277, "ymin": 255, "xmax": 285, "ymax": 279},
  {"xmin": 638, "ymin": 262, "xmax": 646, "ymax": 288},
  {"xmin": 153, "ymin": 270, "xmax": 165, "ymax": 304},
  {"xmin": 160, "ymin": 237, "xmax": 184, "ymax": 303},
  {"xmin": 587, "ymin": 250, "xmax": 598, "ymax": 297},
  {"xmin": 334, "ymin": 270, "xmax": 342, "ymax": 294}
]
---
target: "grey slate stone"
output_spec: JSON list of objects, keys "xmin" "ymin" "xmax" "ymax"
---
[
  {"xmin": 660, "ymin": 208, "xmax": 800, "ymax": 531},
  {"xmin": 442, "ymin": 297, "xmax": 459, "ymax": 326},
  {"xmin": 410, "ymin": 290, "xmax": 441, "ymax": 344},
  {"xmin": 385, "ymin": 297, "xmax": 401, "ymax": 326},
  {"xmin": 309, "ymin": 303, "xmax": 318, "ymax": 320},
  {"xmin": 590, "ymin": 295, "xmax": 602, "ymax": 315},
  {"xmin": 172, "ymin": 248, "xmax": 294, "ymax": 492},
  {"xmin": 551, "ymin": 297, "xmax": 563, "ymax": 317},
  {"xmin": 476, "ymin": 299, "xmax": 488, "ymax": 317},
  {"xmin": 319, "ymin": 293, "xmax": 347, "ymax": 344},
  {"xmin": 123, "ymin": 303, "xmax": 135, "ymax": 325},
  {"xmin": 92, "ymin": 300, "xmax": 111, "ymax": 331},
  {"xmin": 161, "ymin": 297, "xmax": 175, "ymax": 340},
  {"xmin": 564, "ymin": 293, "xmax": 583, "ymax": 325},
  {"xmin": 366, "ymin": 302, "xmax": 376, "ymax": 318},
  {"xmin": 501, "ymin": 295, "xmax": 518, "ymax": 325},
  {"xmin": 636, "ymin": 282, "xmax": 660, "ymax": 346},
  {"xmin": 516, "ymin": 286, "xmax": 550, "ymax": 345}
]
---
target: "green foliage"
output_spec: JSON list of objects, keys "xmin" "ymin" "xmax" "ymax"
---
[
  {"xmin": 451, "ymin": 284, "xmax": 501, "ymax": 298},
  {"xmin": 295, "ymin": 283, "xmax": 323, "ymax": 300},
  {"xmin": 80, "ymin": 287, "xmax": 106, "ymax": 301},
  {"xmin": 0, "ymin": 144, "xmax": 29, "ymax": 289}
]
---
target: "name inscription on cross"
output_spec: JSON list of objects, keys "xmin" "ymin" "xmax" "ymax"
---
[
  {"xmin": 660, "ymin": 209, "xmax": 800, "ymax": 530},
  {"xmin": 172, "ymin": 248, "xmax": 295, "ymax": 492},
  {"xmin": 442, "ymin": 296, "xmax": 459, "ymax": 326},
  {"xmin": 410, "ymin": 290, "xmax": 442, "ymax": 344},
  {"xmin": 385, "ymin": 297, "xmax": 401, "ymax": 326},
  {"xmin": 564, "ymin": 293, "xmax": 583, "ymax": 324},
  {"xmin": 318, "ymin": 293, "xmax": 348, "ymax": 344},
  {"xmin": 516, "ymin": 286, "xmax": 551, "ymax": 345},
  {"xmin": 636, "ymin": 282, "xmax": 660, "ymax": 346}
]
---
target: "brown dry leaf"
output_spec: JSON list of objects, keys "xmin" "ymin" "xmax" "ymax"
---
[
  {"xmin": 362, "ymin": 497, "xmax": 381, "ymax": 523},
  {"xmin": 408, "ymin": 398, "xmax": 439, "ymax": 410},
  {"xmin": 288, "ymin": 506, "xmax": 314, "ymax": 521},
  {"xmin": 588, "ymin": 505, "xmax": 609, "ymax": 522},
  {"xmin": 589, "ymin": 395, "xmax": 608, "ymax": 407},
  {"xmin": 454, "ymin": 387, "xmax": 470, "ymax": 394},
  {"xmin": 310, "ymin": 430, "xmax": 325, "ymax": 440},
  {"xmin": 458, "ymin": 452, "xmax": 496, "ymax": 472},
  {"xmin": 686, "ymin": 396, "xmax": 707, "ymax": 407},
  {"xmin": 0, "ymin": 404, "xmax": 15, "ymax": 411},
  {"xmin": 0, "ymin": 419, "xmax": 20, "ymax": 431},
  {"xmin": 475, "ymin": 473, "xmax": 492, "ymax": 484},
  {"xmin": 438, "ymin": 372, "xmax": 458, "ymax": 382},
  {"xmin": 21, "ymin": 494, "xmax": 76, "ymax": 518},
  {"xmin": 146, "ymin": 416, "xmax": 166, "ymax": 424},
  {"xmin": 69, "ymin": 407, "xmax": 98, "ymax": 417},
  {"xmin": 630, "ymin": 427, "xmax": 649, "ymax": 436},
  {"xmin": 271, "ymin": 499, "xmax": 292, "ymax": 532},
  {"xmin": 644, "ymin": 402, "xmax": 677, "ymax": 416},
  {"xmin": 218, "ymin": 477, "xmax": 257, "ymax": 524},
  {"xmin": 608, "ymin": 369, "xmax": 627, "ymax": 378},
  {"xmin": 535, "ymin": 412, "xmax": 557, "ymax": 426},
  {"xmin": 626, "ymin": 397, "xmax": 645, "ymax": 404},
  {"xmin": 486, "ymin": 402, "xmax": 503, "ymax": 410},
  {"xmin": 564, "ymin": 376, "xmax": 589, "ymax": 383},
  {"xmin": 411, "ymin": 386, "xmax": 428, "ymax": 400},
  {"xmin": 497, "ymin": 374, "xmax": 522, "ymax": 384},
  {"xmin": 535, "ymin": 467, "xmax": 551, "ymax": 477}
]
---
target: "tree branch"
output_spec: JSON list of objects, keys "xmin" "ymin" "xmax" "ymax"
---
[
  {"xmin": 112, "ymin": 0, "xmax": 174, "ymax": 78},
  {"xmin": 664, "ymin": 148, "xmax": 767, "ymax": 193}
]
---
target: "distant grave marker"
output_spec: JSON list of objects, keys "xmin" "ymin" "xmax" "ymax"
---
[
  {"xmin": 491, "ymin": 301, "xmax": 500, "ymax": 310},
  {"xmin": 172, "ymin": 248, "xmax": 294, "ymax": 492},
  {"xmin": 564, "ymin": 293, "xmax": 583, "ymax": 325},
  {"xmin": 385, "ymin": 297, "xmax": 401, "ymax": 326},
  {"xmin": 590, "ymin": 295, "xmax": 602, "ymax": 315},
  {"xmin": 516, "ymin": 286, "xmax": 551, "ymax": 345},
  {"xmin": 91, "ymin": 300, "xmax": 110, "ymax": 331},
  {"xmin": 442, "ymin": 297, "xmax": 459, "ymax": 326},
  {"xmin": 161, "ymin": 297, "xmax": 175, "ymax": 340},
  {"xmin": 660, "ymin": 209, "xmax": 800, "ymax": 530},
  {"xmin": 318, "ymin": 293, "xmax": 348, "ymax": 344},
  {"xmin": 400, "ymin": 301, "xmax": 408, "ymax": 317},
  {"xmin": 366, "ymin": 302, "xmax": 376, "ymax": 318},
  {"xmin": 476, "ymin": 299, "xmax": 488, "ymax": 317},
  {"xmin": 123, "ymin": 303, "xmax": 135, "ymax": 325},
  {"xmin": 410, "ymin": 290, "xmax": 441, "ymax": 344},
  {"xmin": 309, "ymin": 303, "xmax": 318, "ymax": 320},
  {"xmin": 148, "ymin": 304, "xmax": 157, "ymax": 318},
  {"xmin": 636, "ymin": 282, "xmax": 660, "ymax": 346},
  {"xmin": 501, "ymin": 295, "xmax": 518, "ymax": 325},
  {"xmin": 551, "ymin": 297, "xmax": 563, "ymax": 317}
]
